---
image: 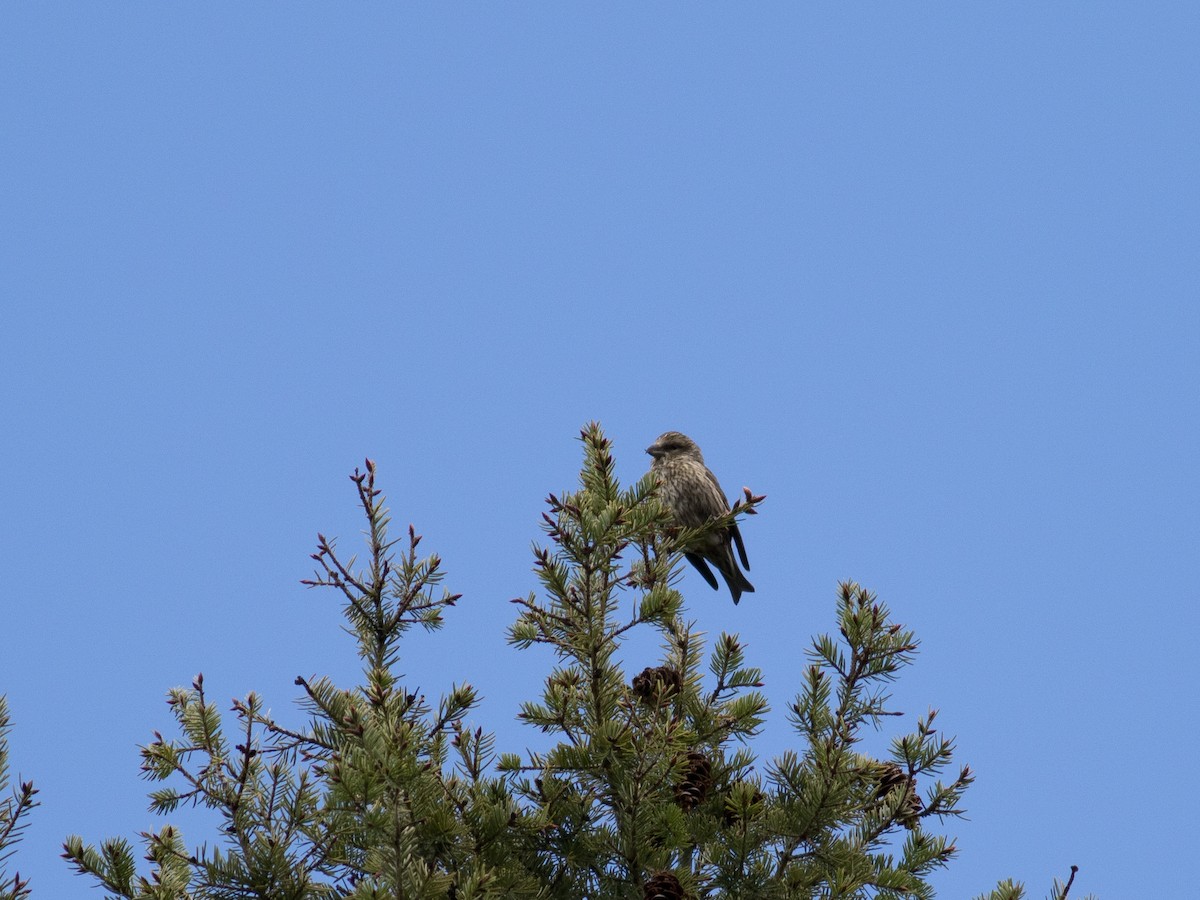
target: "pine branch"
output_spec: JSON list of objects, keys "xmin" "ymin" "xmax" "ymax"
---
[{"xmin": 0, "ymin": 699, "xmax": 38, "ymax": 900}]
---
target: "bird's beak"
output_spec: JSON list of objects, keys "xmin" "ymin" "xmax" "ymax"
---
[{"xmin": 645, "ymin": 445, "xmax": 659, "ymax": 458}]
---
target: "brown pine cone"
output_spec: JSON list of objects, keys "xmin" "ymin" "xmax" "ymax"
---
[
  {"xmin": 721, "ymin": 784, "xmax": 766, "ymax": 826},
  {"xmin": 644, "ymin": 871, "xmax": 686, "ymax": 900},
  {"xmin": 875, "ymin": 762, "xmax": 924, "ymax": 829},
  {"xmin": 673, "ymin": 751, "xmax": 713, "ymax": 812},
  {"xmin": 632, "ymin": 666, "xmax": 683, "ymax": 704}
]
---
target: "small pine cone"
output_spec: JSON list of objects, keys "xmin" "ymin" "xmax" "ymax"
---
[
  {"xmin": 900, "ymin": 783, "xmax": 924, "ymax": 830},
  {"xmin": 673, "ymin": 751, "xmax": 713, "ymax": 812},
  {"xmin": 874, "ymin": 763, "xmax": 908, "ymax": 798},
  {"xmin": 632, "ymin": 666, "xmax": 682, "ymax": 704},
  {"xmin": 644, "ymin": 871, "xmax": 686, "ymax": 900},
  {"xmin": 875, "ymin": 763, "xmax": 924, "ymax": 829},
  {"xmin": 721, "ymin": 785, "xmax": 766, "ymax": 826}
]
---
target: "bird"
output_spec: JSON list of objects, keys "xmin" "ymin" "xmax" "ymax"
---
[{"xmin": 645, "ymin": 431, "xmax": 754, "ymax": 604}]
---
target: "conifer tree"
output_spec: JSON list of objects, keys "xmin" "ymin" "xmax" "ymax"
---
[
  {"xmin": 506, "ymin": 424, "xmax": 975, "ymax": 899},
  {"xmin": 58, "ymin": 423, "xmax": 1091, "ymax": 899}
]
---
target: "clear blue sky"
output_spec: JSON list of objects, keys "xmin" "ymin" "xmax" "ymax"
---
[{"xmin": 2, "ymin": 5, "xmax": 1197, "ymax": 897}]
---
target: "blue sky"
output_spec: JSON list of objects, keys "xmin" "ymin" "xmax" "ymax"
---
[{"xmin": 2, "ymin": 4, "xmax": 1197, "ymax": 896}]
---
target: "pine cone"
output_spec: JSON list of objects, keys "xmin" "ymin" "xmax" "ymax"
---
[
  {"xmin": 900, "ymin": 780, "xmax": 925, "ymax": 829},
  {"xmin": 721, "ymin": 784, "xmax": 766, "ymax": 826},
  {"xmin": 874, "ymin": 762, "xmax": 907, "ymax": 797},
  {"xmin": 632, "ymin": 666, "xmax": 682, "ymax": 704},
  {"xmin": 644, "ymin": 871, "xmax": 686, "ymax": 900},
  {"xmin": 875, "ymin": 763, "xmax": 924, "ymax": 829},
  {"xmin": 673, "ymin": 751, "xmax": 713, "ymax": 812}
]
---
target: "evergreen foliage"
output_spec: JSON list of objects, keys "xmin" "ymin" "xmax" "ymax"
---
[
  {"xmin": 0, "ymin": 697, "xmax": 39, "ymax": 900},
  {"xmin": 43, "ymin": 423, "xmax": 1090, "ymax": 898}
]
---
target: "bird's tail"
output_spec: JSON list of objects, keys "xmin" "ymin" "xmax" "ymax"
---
[{"xmin": 728, "ymin": 568, "xmax": 755, "ymax": 606}]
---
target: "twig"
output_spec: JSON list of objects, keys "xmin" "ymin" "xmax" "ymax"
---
[{"xmin": 1060, "ymin": 865, "xmax": 1079, "ymax": 900}]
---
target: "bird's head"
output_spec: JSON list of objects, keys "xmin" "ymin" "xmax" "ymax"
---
[{"xmin": 646, "ymin": 431, "xmax": 702, "ymax": 462}]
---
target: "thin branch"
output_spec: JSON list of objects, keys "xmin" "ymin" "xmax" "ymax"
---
[{"xmin": 1059, "ymin": 865, "xmax": 1079, "ymax": 900}]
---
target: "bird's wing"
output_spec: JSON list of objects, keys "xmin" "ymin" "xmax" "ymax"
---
[
  {"xmin": 701, "ymin": 465, "xmax": 749, "ymax": 569},
  {"xmin": 685, "ymin": 552, "xmax": 720, "ymax": 591},
  {"xmin": 731, "ymin": 522, "xmax": 750, "ymax": 570},
  {"xmin": 701, "ymin": 467, "xmax": 732, "ymax": 515}
]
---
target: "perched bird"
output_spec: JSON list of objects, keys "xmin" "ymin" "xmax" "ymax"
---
[{"xmin": 645, "ymin": 431, "xmax": 754, "ymax": 604}]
